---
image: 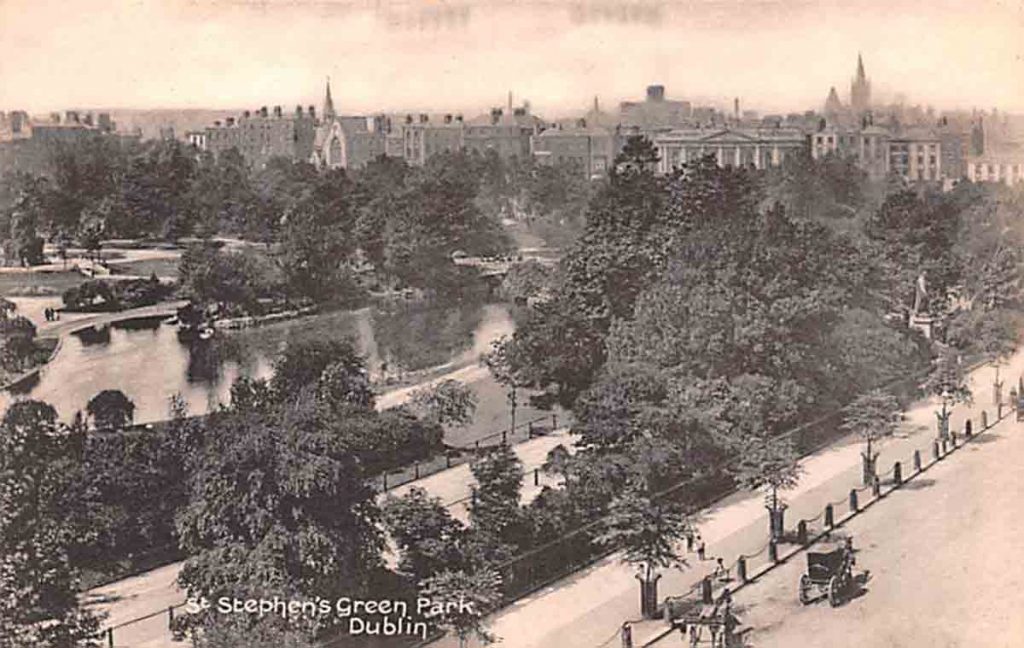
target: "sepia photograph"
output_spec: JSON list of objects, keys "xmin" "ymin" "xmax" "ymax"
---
[{"xmin": 1, "ymin": 0, "xmax": 1024, "ymax": 646}]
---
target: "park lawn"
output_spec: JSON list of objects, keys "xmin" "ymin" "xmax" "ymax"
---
[
  {"xmin": 107, "ymin": 258, "xmax": 181, "ymax": 279},
  {"xmin": 441, "ymin": 371, "xmax": 566, "ymax": 448},
  {"xmin": 0, "ymin": 270, "xmax": 87, "ymax": 297}
]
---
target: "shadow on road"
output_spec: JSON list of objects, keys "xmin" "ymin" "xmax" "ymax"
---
[
  {"xmin": 966, "ymin": 433, "xmax": 1003, "ymax": 445},
  {"xmin": 901, "ymin": 478, "xmax": 936, "ymax": 491},
  {"xmin": 80, "ymin": 592, "xmax": 126, "ymax": 606}
]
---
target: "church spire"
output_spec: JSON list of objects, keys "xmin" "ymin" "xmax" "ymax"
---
[
  {"xmin": 850, "ymin": 53, "xmax": 871, "ymax": 115},
  {"xmin": 323, "ymin": 77, "xmax": 336, "ymax": 121}
]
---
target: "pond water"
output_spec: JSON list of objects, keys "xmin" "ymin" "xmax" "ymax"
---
[{"xmin": 0, "ymin": 298, "xmax": 514, "ymax": 424}]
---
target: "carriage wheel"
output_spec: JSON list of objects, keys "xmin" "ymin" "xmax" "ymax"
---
[
  {"xmin": 828, "ymin": 576, "xmax": 841, "ymax": 607},
  {"xmin": 799, "ymin": 574, "xmax": 812, "ymax": 605}
]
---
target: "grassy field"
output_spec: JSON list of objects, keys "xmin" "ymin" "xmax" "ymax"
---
[
  {"xmin": 441, "ymin": 371, "xmax": 567, "ymax": 448},
  {"xmin": 107, "ymin": 258, "xmax": 181, "ymax": 279},
  {"xmin": 0, "ymin": 271, "xmax": 87, "ymax": 297}
]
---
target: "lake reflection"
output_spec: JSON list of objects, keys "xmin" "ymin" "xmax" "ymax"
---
[{"xmin": 0, "ymin": 298, "xmax": 512, "ymax": 424}]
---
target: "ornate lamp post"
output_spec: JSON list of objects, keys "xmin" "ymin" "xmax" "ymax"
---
[{"xmin": 936, "ymin": 387, "xmax": 951, "ymax": 441}]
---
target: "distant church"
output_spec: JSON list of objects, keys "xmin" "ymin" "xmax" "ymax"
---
[
  {"xmin": 311, "ymin": 78, "xmax": 391, "ymax": 170},
  {"xmin": 850, "ymin": 54, "xmax": 871, "ymax": 115},
  {"xmin": 823, "ymin": 54, "xmax": 872, "ymax": 123}
]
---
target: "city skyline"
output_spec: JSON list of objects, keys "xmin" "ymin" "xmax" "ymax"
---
[{"xmin": 2, "ymin": 0, "xmax": 1023, "ymax": 117}]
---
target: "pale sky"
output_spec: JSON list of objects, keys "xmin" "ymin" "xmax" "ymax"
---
[{"xmin": 1, "ymin": 0, "xmax": 1022, "ymax": 117}]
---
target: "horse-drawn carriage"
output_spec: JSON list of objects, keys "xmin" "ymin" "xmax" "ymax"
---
[
  {"xmin": 668, "ymin": 592, "xmax": 740, "ymax": 648},
  {"xmin": 798, "ymin": 538, "xmax": 856, "ymax": 607}
]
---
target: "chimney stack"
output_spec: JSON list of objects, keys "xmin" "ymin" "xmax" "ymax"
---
[{"xmin": 646, "ymin": 85, "xmax": 665, "ymax": 102}]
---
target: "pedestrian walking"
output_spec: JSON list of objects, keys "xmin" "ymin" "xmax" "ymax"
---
[
  {"xmin": 44, "ymin": 307, "xmax": 51, "ymax": 322},
  {"xmin": 714, "ymin": 557, "xmax": 729, "ymax": 582},
  {"xmin": 697, "ymin": 540, "xmax": 706, "ymax": 561},
  {"xmin": 685, "ymin": 530, "xmax": 695, "ymax": 552}
]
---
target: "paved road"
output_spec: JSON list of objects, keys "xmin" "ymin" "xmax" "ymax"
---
[
  {"xmin": 716, "ymin": 407, "xmax": 1024, "ymax": 648},
  {"xmin": 36, "ymin": 300, "xmax": 189, "ymax": 338},
  {"xmin": 426, "ymin": 350, "xmax": 1024, "ymax": 648}
]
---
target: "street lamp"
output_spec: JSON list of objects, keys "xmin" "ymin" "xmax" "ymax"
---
[
  {"xmin": 936, "ymin": 387, "xmax": 951, "ymax": 441},
  {"xmin": 507, "ymin": 384, "xmax": 518, "ymax": 439}
]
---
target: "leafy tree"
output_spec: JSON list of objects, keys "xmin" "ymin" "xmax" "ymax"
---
[
  {"xmin": 596, "ymin": 489, "xmax": 689, "ymax": 617},
  {"xmin": 76, "ymin": 398, "xmax": 197, "ymax": 574},
  {"xmin": 177, "ymin": 617, "xmax": 317, "ymax": 648},
  {"xmin": 822, "ymin": 308, "xmax": 930, "ymax": 399},
  {"xmin": 484, "ymin": 338, "xmax": 529, "ymax": 432},
  {"xmin": 947, "ymin": 306, "xmax": 1021, "ymax": 406},
  {"xmin": 409, "ymin": 379, "xmax": 478, "ymax": 429},
  {"xmin": 0, "ymin": 401, "xmax": 101, "ymax": 647},
  {"xmin": 9, "ymin": 207, "xmax": 45, "ymax": 266},
  {"xmin": 924, "ymin": 349, "xmax": 973, "ymax": 440},
  {"xmin": 383, "ymin": 487, "xmax": 466, "ymax": 583},
  {"xmin": 841, "ymin": 389, "xmax": 903, "ymax": 484},
  {"xmin": 0, "ymin": 313, "xmax": 38, "ymax": 373},
  {"xmin": 177, "ymin": 243, "xmax": 282, "ymax": 315},
  {"xmin": 189, "ymin": 148, "xmax": 257, "ymax": 237},
  {"xmin": 340, "ymin": 407, "xmax": 443, "ymax": 474},
  {"xmin": 120, "ymin": 139, "xmax": 197, "ymax": 238},
  {"xmin": 86, "ymin": 388, "xmax": 136, "ymax": 429},
  {"xmin": 419, "ymin": 569, "xmax": 503, "ymax": 648},
  {"xmin": 735, "ymin": 433, "xmax": 802, "ymax": 540},
  {"xmin": 79, "ymin": 222, "xmax": 104, "ymax": 265},
  {"xmin": 0, "ymin": 173, "xmax": 48, "ymax": 266},
  {"xmin": 762, "ymin": 150, "xmax": 867, "ymax": 223},
  {"xmin": 316, "ymin": 358, "xmax": 376, "ymax": 412},
  {"xmin": 174, "ymin": 393, "xmax": 384, "ymax": 642},
  {"xmin": 541, "ymin": 444, "xmax": 572, "ymax": 478},
  {"xmin": 500, "ymin": 259, "xmax": 551, "ymax": 304},
  {"xmin": 278, "ymin": 170, "xmax": 362, "ymax": 303},
  {"xmin": 865, "ymin": 190, "xmax": 962, "ymax": 317},
  {"xmin": 271, "ymin": 338, "xmax": 369, "ymax": 405},
  {"xmin": 469, "ymin": 444, "xmax": 525, "ymax": 548}
]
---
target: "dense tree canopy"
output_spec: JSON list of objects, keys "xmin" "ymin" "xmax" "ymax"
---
[{"xmin": 0, "ymin": 401, "xmax": 100, "ymax": 647}]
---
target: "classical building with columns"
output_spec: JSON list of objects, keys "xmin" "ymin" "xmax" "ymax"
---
[{"xmin": 651, "ymin": 127, "xmax": 807, "ymax": 173}]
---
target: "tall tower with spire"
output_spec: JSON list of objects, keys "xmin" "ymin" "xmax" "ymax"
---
[
  {"xmin": 850, "ymin": 53, "xmax": 871, "ymax": 116},
  {"xmin": 323, "ymin": 77, "xmax": 336, "ymax": 122}
]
